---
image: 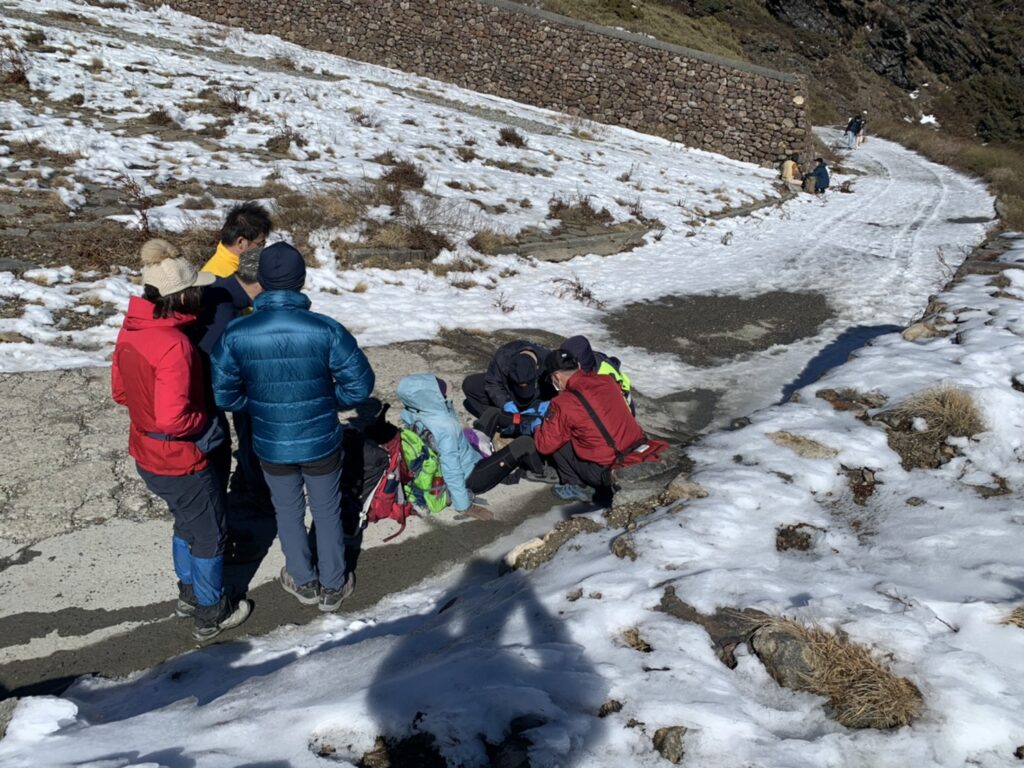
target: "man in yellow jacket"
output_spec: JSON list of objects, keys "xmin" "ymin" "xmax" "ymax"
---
[{"xmin": 202, "ymin": 201, "xmax": 274, "ymax": 277}]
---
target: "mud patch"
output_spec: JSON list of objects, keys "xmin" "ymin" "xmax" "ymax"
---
[{"xmin": 604, "ymin": 291, "xmax": 832, "ymax": 366}]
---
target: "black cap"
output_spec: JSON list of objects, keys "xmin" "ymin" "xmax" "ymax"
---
[{"xmin": 258, "ymin": 242, "xmax": 306, "ymax": 291}]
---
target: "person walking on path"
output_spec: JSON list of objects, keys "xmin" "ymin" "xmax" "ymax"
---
[
  {"xmin": 112, "ymin": 239, "xmax": 251, "ymax": 641},
  {"xmin": 844, "ymin": 115, "xmax": 864, "ymax": 150},
  {"xmin": 202, "ymin": 201, "xmax": 273, "ymax": 278},
  {"xmin": 211, "ymin": 242, "xmax": 375, "ymax": 612},
  {"xmin": 533, "ymin": 350, "xmax": 648, "ymax": 506}
]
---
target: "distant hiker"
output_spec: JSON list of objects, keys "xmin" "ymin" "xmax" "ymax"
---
[
  {"xmin": 807, "ymin": 158, "xmax": 830, "ymax": 194},
  {"xmin": 462, "ymin": 339, "xmax": 554, "ymax": 438},
  {"xmin": 397, "ymin": 374, "xmax": 547, "ymax": 521},
  {"xmin": 856, "ymin": 111, "xmax": 868, "ymax": 146},
  {"xmin": 533, "ymin": 350, "xmax": 649, "ymax": 506},
  {"xmin": 559, "ymin": 335, "xmax": 634, "ymax": 413},
  {"xmin": 844, "ymin": 115, "xmax": 864, "ymax": 150},
  {"xmin": 211, "ymin": 242, "xmax": 375, "ymax": 612},
  {"xmin": 193, "ymin": 248, "xmax": 272, "ymax": 519},
  {"xmin": 112, "ymin": 238, "xmax": 251, "ymax": 641},
  {"xmin": 202, "ymin": 201, "xmax": 273, "ymax": 278},
  {"xmin": 780, "ymin": 154, "xmax": 803, "ymax": 192}
]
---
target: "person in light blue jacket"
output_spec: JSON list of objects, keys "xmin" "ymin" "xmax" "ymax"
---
[
  {"xmin": 212, "ymin": 242, "xmax": 374, "ymax": 612},
  {"xmin": 397, "ymin": 374, "xmax": 545, "ymax": 521}
]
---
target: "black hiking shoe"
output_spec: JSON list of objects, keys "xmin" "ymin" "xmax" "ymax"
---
[
  {"xmin": 319, "ymin": 572, "xmax": 356, "ymax": 613},
  {"xmin": 192, "ymin": 598, "xmax": 252, "ymax": 642},
  {"xmin": 279, "ymin": 566, "xmax": 320, "ymax": 606},
  {"xmin": 521, "ymin": 465, "xmax": 559, "ymax": 484},
  {"xmin": 175, "ymin": 581, "xmax": 197, "ymax": 618}
]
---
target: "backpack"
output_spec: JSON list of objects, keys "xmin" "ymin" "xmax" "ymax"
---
[
  {"xmin": 341, "ymin": 408, "xmax": 417, "ymax": 542},
  {"xmin": 400, "ymin": 426, "xmax": 451, "ymax": 515}
]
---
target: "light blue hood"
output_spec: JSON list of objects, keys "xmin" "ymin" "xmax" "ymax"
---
[{"xmin": 397, "ymin": 373, "xmax": 480, "ymax": 511}]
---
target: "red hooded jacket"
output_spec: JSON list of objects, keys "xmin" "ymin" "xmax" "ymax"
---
[
  {"xmin": 534, "ymin": 371, "xmax": 645, "ymax": 466},
  {"xmin": 111, "ymin": 296, "xmax": 210, "ymax": 475}
]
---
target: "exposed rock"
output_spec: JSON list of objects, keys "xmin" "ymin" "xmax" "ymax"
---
[
  {"xmin": 776, "ymin": 522, "xmax": 820, "ymax": 552},
  {"xmin": 0, "ymin": 697, "xmax": 17, "ymax": 741},
  {"xmin": 768, "ymin": 431, "xmax": 838, "ymax": 459},
  {"xmin": 815, "ymin": 387, "xmax": 887, "ymax": 417},
  {"xmin": 0, "ymin": 331, "xmax": 33, "ymax": 344},
  {"xmin": 505, "ymin": 517, "xmax": 603, "ymax": 571},
  {"xmin": 598, "ymin": 699, "xmax": 623, "ymax": 718},
  {"xmin": 611, "ymin": 533, "xmax": 638, "ymax": 561},
  {"xmin": 748, "ymin": 623, "xmax": 816, "ymax": 690},
  {"xmin": 664, "ymin": 474, "xmax": 709, "ymax": 503},
  {"xmin": 652, "ymin": 725, "xmax": 688, "ymax": 764},
  {"xmin": 566, "ymin": 588, "xmax": 584, "ymax": 602}
]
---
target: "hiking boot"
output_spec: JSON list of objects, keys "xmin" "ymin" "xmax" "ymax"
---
[
  {"xmin": 319, "ymin": 572, "xmax": 356, "ymax": 613},
  {"xmin": 279, "ymin": 566, "xmax": 320, "ymax": 606},
  {"xmin": 522, "ymin": 465, "xmax": 559, "ymax": 484},
  {"xmin": 192, "ymin": 598, "xmax": 252, "ymax": 642},
  {"xmin": 175, "ymin": 581, "xmax": 197, "ymax": 618},
  {"xmin": 552, "ymin": 484, "xmax": 592, "ymax": 503}
]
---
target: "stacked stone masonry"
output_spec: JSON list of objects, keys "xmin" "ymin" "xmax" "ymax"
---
[{"xmin": 150, "ymin": 0, "xmax": 808, "ymax": 166}]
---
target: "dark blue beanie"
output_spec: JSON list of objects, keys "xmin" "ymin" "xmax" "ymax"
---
[{"xmin": 258, "ymin": 242, "xmax": 306, "ymax": 291}]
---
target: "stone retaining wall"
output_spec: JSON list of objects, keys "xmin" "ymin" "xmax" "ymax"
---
[{"xmin": 148, "ymin": 0, "xmax": 808, "ymax": 165}]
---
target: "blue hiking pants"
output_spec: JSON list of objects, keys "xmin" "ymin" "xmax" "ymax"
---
[
  {"xmin": 262, "ymin": 452, "xmax": 346, "ymax": 591},
  {"xmin": 137, "ymin": 463, "xmax": 228, "ymax": 616}
]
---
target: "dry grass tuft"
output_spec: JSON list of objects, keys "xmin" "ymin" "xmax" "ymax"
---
[
  {"xmin": 379, "ymin": 160, "xmax": 426, "ymax": 190},
  {"xmin": 548, "ymin": 193, "xmax": 614, "ymax": 230},
  {"xmin": 497, "ymin": 126, "xmax": 528, "ymax": 148},
  {"xmin": 1002, "ymin": 606, "xmax": 1024, "ymax": 629},
  {"xmin": 468, "ymin": 228, "xmax": 517, "ymax": 255},
  {"xmin": 894, "ymin": 385, "xmax": 985, "ymax": 440},
  {"xmin": 763, "ymin": 619, "xmax": 923, "ymax": 729},
  {"xmin": 553, "ymin": 273, "xmax": 606, "ymax": 309},
  {"xmin": 483, "ymin": 157, "xmax": 552, "ymax": 177},
  {"xmin": 0, "ymin": 43, "xmax": 30, "ymax": 86},
  {"xmin": 265, "ymin": 129, "xmax": 306, "ymax": 155}
]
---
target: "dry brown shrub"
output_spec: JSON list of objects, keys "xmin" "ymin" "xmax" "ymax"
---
[
  {"xmin": 351, "ymin": 281, "xmax": 369, "ymax": 293},
  {"xmin": 497, "ymin": 126, "xmax": 528, "ymax": 148},
  {"xmin": 468, "ymin": 228, "xmax": 516, "ymax": 255},
  {"xmin": 765, "ymin": 619, "xmax": 923, "ymax": 729},
  {"xmin": 894, "ymin": 385, "xmax": 985, "ymax": 440},
  {"xmin": 370, "ymin": 150, "xmax": 397, "ymax": 165},
  {"xmin": 483, "ymin": 157, "xmax": 552, "ymax": 177},
  {"xmin": 1002, "ymin": 606, "xmax": 1024, "ymax": 629},
  {"xmin": 0, "ymin": 43, "xmax": 30, "ymax": 86},
  {"xmin": 456, "ymin": 145, "xmax": 478, "ymax": 163},
  {"xmin": 548, "ymin": 193, "xmax": 614, "ymax": 230},
  {"xmin": 380, "ymin": 160, "xmax": 426, "ymax": 190},
  {"xmin": 364, "ymin": 222, "xmax": 452, "ymax": 257}
]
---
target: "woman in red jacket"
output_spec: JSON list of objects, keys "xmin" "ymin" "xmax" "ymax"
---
[{"xmin": 112, "ymin": 239, "xmax": 250, "ymax": 641}]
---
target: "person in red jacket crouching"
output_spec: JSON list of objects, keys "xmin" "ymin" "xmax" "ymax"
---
[
  {"xmin": 534, "ymin": 349, "xmax": 655, "ymax": 506},
  {"xmin": 112, "ymin": 239, "xmax": 251, "ymax": 642}
]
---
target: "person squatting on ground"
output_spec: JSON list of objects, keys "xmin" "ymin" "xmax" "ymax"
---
[
  {"xmin": 111, "ymin": 239, "xmax": 251, "ymax": 641},
  {"xmin": 202, "ymin": 200, "xmax": 272, "ymax": 278},
  {"xmin": 533, "ymin": 349, "xmax": 649, "ymax": 505},
  {"xmin": 211, "ymin": 242, "xmax": 375, "ymax": 612},
  {"xmin": 397, "ymin": 374, "xmax": 546, "ymax": 521},
  {"xmin": 462, "ymin": 339, "xmax": 555, "ymax": 438},
  {"xmin": 805, "ymin": 158, "xmax": 830, "ymax": 194},
  {"xmin": 559, "ymin": 334, "xmax": 634, "ymax": 413},
  {"xmin": 780, "ymin": 154, "xmax": 803, "ymax": 192}
]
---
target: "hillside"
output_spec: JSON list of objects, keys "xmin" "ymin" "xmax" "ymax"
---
[{"xmin": 542, "ymin": 0, "xmax": 1024, "ymax": 143}]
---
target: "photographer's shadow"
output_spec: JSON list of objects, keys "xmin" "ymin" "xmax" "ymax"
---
[{"xmin": 365, "ymin": 558, "xmax": 607, "ymax": 767}]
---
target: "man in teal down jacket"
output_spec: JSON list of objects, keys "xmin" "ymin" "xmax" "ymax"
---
[{"xmin": 211, "ymin": 242, "xmax": 374, "ymax": 612}]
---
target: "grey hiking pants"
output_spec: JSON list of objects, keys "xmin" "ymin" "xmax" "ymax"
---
[{"xmin": 262, "ymin": 451, "xmax": 346, "ymax": 591}]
